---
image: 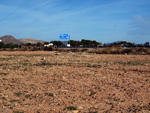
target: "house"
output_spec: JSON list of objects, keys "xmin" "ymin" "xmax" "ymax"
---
[
  {"xmin": 98, "ymin": 44, "xmax": 104, "ymax": 48},
  {"xmin": 44, "ymin": 43, "xmax": 53, "ymax": 47},
  {"xmin": 67, "ymin": 44, "xmax": 71, "ymax": 48},
  {"xmin": 121, "ymin": 44, "xmax": 129, "ymax": 48},
  {"xmin": 144, "ymin": 42, "xmax": 150, "ymax": 47}
]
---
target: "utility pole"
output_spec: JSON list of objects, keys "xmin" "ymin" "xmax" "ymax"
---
[
  {"xmin": 67, "ymin": 35, "xmax": 71, "ymax": 47},
  {"xmin": 69, "ymin": 35, "xmax": 70, "ymax": 44}
]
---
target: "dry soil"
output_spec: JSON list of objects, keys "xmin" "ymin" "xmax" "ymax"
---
[{"xmin": 0, "ymin": 51, "xmax": 150, "ymax": 113}]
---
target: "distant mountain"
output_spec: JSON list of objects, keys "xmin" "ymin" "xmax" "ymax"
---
[
  {"xmin": 0, "ymin": 35, "xmax": 46, "ymax": 45},
  {"xmin": 0, "ymin": 35, "xmax": 22, "ymax": 44},
  {"xmin": 18, "ymin": 38, "xmax": 45, "ymax": 44},
  {"xmin": 105, "ymin": 41, "xmax": 126, "ymax": 45}
]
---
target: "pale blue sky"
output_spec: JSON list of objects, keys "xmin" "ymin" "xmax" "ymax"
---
[{"xmin": 0, "ymin": 0, "xmax": 150, "ymax": 43}]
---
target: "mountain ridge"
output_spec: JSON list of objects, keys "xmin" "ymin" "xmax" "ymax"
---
[
  {"xmin": 18, "ymin": 37, "xmax": 45, "ymax": 44},
  {"xmin": 0, "ymin": 35, "xmax": 22, "ymax": 44},
  {"xmin": 0, "ymin": 35, "xmax": 46, "ymax": 44}
]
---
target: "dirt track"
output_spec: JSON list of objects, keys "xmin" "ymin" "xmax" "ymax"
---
[{"xmin": 0, "ymin": 51, "xmax": 150, "ymax": 113}]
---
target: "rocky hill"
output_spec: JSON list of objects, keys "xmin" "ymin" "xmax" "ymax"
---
[
  {"xmin": 0, "ymin": 35, "xmax": 45, "ymax": 44},
  {"xmin": 0, "ymin": 35, "xmax": 22, "ymax": 44},
  {"xmin": 18, "ymin": 38, "xmax": 45, "ymax": 44}
]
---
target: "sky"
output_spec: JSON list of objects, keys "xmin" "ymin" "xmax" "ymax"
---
[{"xmin": 0, "ymin": 0, "xmax": 150, "ymax": 44}]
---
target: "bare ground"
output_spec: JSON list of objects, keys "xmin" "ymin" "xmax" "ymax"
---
[{"xmin": 0, "ymin": 51, "xmax": 150, "ymax": 113}]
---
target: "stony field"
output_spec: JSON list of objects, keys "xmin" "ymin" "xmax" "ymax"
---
[{"xmin": 0, "ymin": 51, "xmax": 150, "ymax": 113}]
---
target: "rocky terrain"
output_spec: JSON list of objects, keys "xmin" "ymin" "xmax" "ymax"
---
[
  {"xmin": 0, "ymin": 51, "xmax": 150, "ymax": 112},
  {"xmin": 0, "ymin": 35, "xmax": 45, "ymax": 44},
  {"xmin": 18, "ymin": 38, "xmax": 45, "ymax": 44},
  {"xmin": 0, "ymin": 35, "xmax": 22, "ymax": 44}
]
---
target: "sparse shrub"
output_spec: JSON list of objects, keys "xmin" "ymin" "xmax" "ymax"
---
[
  {"xmin": 13, "ymin": 110, "xmax": 24, "ymax": 113},
  {"xmin": 25, "ymin": 94, "xmax": 32, "ymax": 100},
  {"xmin": 87, "ymin": 47, "xmax": 150, "ymax": 55},
  {"xmin": 63, "ymin": 106, "xmax": 77, "ymax": 111},
  {"xmin": 10, "ymin": 100, "xmax": 19, "ymax": 103},
  {"xmin": 13, "ymin": 111, "xmax": 24, "ymax": 113},
  {"xmin": 44, "ymin": 47, "xmax": 53, "ymax": 51},
  {"xmin": 25, "ymin": 94, "xmax": 31, "ymax": 98},
  {"xmin": 108, "ymin": 97, "xmax": 113, "ymax": 100},
  {"xmin": 70, "ymin": 48, "xmax": 79, "ymax": 52},
  {"xmin": 20, "ymin": 47, "xmax": 28, "ymax": 51},
  {"xmin": 3, "ymin": 78, "xmax": 7, "ymax": 80},
  {"xmin": 0, "ymin": 73, "xmax": 7, "ymax": 75},
  {"xmin": 89, "ymin": 91, "xmax": 96, "ymax": 96},
  {"xmin": 114, "ymin": 83, "xmax": 119, "ymax": 88},
  {"xmin": 80, "ymin": 48, "xmax": 88, "ymax": 52},
  {"xmin": 31, "ymin": 46, "xmax": 39, "ymax": 51},
  {"xmin": 124, "ymin": 48, "xmax": 132, "ymax": 53},
  {"xmin": 45, "ymin": 93, "xmax": 54, "ymax": 97},
  {"xmin": 14, "ymin": 92, "xmax": 22, "ymax": 97}
]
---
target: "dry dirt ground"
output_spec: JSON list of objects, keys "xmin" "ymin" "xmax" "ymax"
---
[{"xmin": 0, "ymin": 51, "xmax": 150, "ymax": 113}]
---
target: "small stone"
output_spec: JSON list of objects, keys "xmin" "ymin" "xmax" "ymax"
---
[
  {"xmin": 0, "ymin": 109, "xmax": 11, "ymax": 113},
  {"xmin": 72, "ymin": 110, "xmax": 79, "ymax": 113},
  {"xmin": 77, "ymin": 106, "xmax": 83, "ymax": 110},
  {"xmin": 61, "ymin": 90, "xmax": 68, "ymax": 92}
]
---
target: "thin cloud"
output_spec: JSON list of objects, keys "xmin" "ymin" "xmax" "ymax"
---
[
  {"xmin": 129, "ymin": 15, "xmax": 150, "ymax": 35},
  {"xmin": 0, "ymin": 0, "xmax": 150, "ymax": 43}
]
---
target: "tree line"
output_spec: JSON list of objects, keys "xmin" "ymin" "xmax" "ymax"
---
[
  {"xmin": 0, "ymin": 39, "xmax": 149, "ymax": 49},
  {"xmin": 47, "ymin": 39, "xmax": 101, "ymax": 48},
  {"xmin": 0, "ymin": 42, "xmax": 19, "ymax": 48}
]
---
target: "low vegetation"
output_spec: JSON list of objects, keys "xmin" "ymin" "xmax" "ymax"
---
[{"xmin": 1, "ymin": 40, "xmax": 150, "ymax": 55}]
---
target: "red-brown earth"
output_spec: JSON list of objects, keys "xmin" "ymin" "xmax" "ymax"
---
[{"xmin": 0, "ymin": 51, "xmax": 150, "ymax": 113}]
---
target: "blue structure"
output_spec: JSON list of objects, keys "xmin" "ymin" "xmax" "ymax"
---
[{"xmin": 59, "ymin": 34, "xmax": 69, "ymax": 39}]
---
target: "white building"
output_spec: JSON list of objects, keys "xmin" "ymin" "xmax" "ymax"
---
[
  {"xmin": 67, "ymin": 44, "xmax": 71, "ymax": 48},
  {"xmin": 44, "ymin": 43, "xmax": 53, "ymax": 47}
]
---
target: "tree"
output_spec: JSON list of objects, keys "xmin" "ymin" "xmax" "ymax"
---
[
  {"xmin": 44, "ymin": 42, "xmax": 49, "ymax": 45},
  {"xmin": 70, "ymin": 40, "xmax": 80, "ymax": 47},
  {"xmin": 80, "ymin": 39, "xmax": 100, "ymax": 47},
  {"xmin": 50, "ymin": 41, "xmax": 65, "ymax": 47},
  {"xmin": 0, "ymin": 42, "xmax": 19, "ymax": 48},
  {"xmin": 0, "ymin": 42, "xmax": 4, "ymax": 48},
  {"xmin": 36, "ymin": 42, "xmax": 43, "ymax": 47},
  {"xmin": 110, "ymin": 41, "xmax": 135, "ymax": 47},
  {"xmin": 25, "ymin": 43, "xmax": 32, "ymax": 46}
]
